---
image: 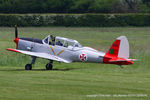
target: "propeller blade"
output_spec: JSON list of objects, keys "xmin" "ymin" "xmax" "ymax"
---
[{"xmin": 15, "ymin": 25, "xmax": 18, "ymax": 38}]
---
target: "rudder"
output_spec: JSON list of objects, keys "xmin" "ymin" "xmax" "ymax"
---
[{"xmin": 107, "ymin": 36, "xmax": 129, "ymax": 59}]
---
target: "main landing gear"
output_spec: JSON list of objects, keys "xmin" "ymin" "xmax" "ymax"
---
[
  {"xmin": 25, "ymin": 64, "xmax": 32, "ymax": 70},
  {"xmin": 25, "ymin": 56, "xmax": 53, "ymax": 70},
  {"xmin": 46, "ymin": 60, "xmax": 53, "ymax": 70},
  {"xmin": 25, "ymin": 56, "xmax": 36, "ymax": 70}
]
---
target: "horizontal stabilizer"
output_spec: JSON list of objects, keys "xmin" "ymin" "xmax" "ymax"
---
[
  {"xmin": 126, "ymin": 59, "xmax": 137, "ymax": 61},
  {"xmin": 109, "ymin": 60, "xmax": 127, "ymax": 62},
  {"xmin": 109, "ymin": 59, "xmax": 136, "ymax": 62}
]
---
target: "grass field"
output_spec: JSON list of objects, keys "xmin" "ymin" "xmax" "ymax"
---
[{"xmin": 0, "ymin": 27, "xmax": 150, "ymax": 100}]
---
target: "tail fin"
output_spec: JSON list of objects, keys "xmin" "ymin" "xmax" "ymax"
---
[{"xmin": 107, "ymin": 36, "xmax": 129, "ymax": 59}]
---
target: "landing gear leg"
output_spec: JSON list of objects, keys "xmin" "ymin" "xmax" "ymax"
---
[
  {"xmin": 46, "ymin": 60, "xmax": 53, "ymax": 70},
  {"xmin": 25, "ymin": 56, "xmax": 36, "ymax": 70}
]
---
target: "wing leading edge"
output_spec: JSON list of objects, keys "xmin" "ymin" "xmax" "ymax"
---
[{"xmin": 7, "ymin": 48, "xmax": 72, "ymax": 63}]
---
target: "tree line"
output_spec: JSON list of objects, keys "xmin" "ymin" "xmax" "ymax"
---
[{"xmin": 0, "ymin": 0, "xmax": 149, "ymax": 13}]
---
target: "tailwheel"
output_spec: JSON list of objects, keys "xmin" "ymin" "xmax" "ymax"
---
[
  {"xmin": 25, "ymin": 64, "xmax": 32, "ymax": 70},
  {"xmin": 119, "ymin": 65, "xmax": 124, "ymax": 69},
  {"xmin": 46, "ymin": 63, "xmax": 53, "ymax": 70}
]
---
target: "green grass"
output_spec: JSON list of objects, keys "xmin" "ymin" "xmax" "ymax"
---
[{"xmin": 0, "ymin": 27, "xmax": 150, "ymax": 100}]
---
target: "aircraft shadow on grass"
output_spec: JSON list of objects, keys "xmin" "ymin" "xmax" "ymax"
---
[{"xmin": 0, "ymin": 68, "xmax": 80, "ymax": 71}]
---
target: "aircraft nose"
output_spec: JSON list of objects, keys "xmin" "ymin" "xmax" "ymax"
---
[
  {"xmin": 14, "ymin": 38, "xmax": 19, "ymax": 49},
  {"xmin": 14, "ymin": 38, "xmax": 19, "ymax": 43}
]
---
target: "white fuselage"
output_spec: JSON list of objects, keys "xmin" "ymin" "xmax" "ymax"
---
[{"xmin": 18, "ymin": 39, "xmax": 105, "ymax": 63}]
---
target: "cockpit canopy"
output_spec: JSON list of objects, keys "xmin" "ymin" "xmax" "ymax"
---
[
  {"xmin": 43, "ymin": 35, "xmax": 82, "ymax": 48},
  {"xmin": 55, "ymin": 36, "xmax": 82, "ymax": 47}
]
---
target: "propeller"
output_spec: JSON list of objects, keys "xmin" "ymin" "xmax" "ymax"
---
[
  {"xmin": 14, "ymin": 25, "xmax": 19, "ymax": 49},
  {"xmin": 15, "ymin": 25, "xmax": 18, "ymax": 38}
]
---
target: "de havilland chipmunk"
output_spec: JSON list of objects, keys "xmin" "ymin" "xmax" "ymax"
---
[{"xmin": 7, "ymin": 26, "xmax": 135, "ymax": 70}]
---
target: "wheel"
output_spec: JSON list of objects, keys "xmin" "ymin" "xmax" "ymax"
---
[
  {"xmin": 25, "ymin": 64, "xmax": 32, "ymax": 70},
  {"xmin": 46, "ymin": 63, "xmax": 53, "ymax": 70}
]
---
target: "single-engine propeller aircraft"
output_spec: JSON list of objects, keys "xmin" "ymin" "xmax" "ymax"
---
[{"xmin": 7, "ymin": 26, "xmax": 135, "ymax": 70}]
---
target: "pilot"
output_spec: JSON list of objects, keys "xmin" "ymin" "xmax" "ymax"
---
[
  {"xmin": 56, "ymin": 41, "xmax": 63, "ymax": 46},
  {"xmin": 75, "ymin": 44, "xmax": 78, "ymax": 47},
  {"xmin": 51, "ymin": 35, "xmax": 55, "ymax": 45}
]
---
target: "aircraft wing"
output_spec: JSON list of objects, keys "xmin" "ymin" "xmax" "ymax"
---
[{"xmin": 6, "ymin": 48, "xmax": 72, "ymax": 63}]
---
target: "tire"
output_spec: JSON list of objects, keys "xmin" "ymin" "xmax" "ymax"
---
[
  {"xmin": 25, "ymin": 64, "xmax": 32, "ymax": 70},
  {"xmin": 46, "ymin": 63, "xmax": 53, "ymax": 70}
]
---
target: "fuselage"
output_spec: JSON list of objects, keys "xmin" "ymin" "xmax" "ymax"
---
[{"xmin": 14, "ymin": 37, "xmax": 133, "ymax": 65}]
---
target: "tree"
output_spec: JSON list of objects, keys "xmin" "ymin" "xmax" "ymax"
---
[{"xmin": 111, "ymin": 0, "xmax": 142, "ymax": 13}]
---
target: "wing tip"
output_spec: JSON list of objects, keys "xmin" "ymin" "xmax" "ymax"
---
[{"xmin": 6, "ymin": 48, "xmax": 21, "ymax": 53}]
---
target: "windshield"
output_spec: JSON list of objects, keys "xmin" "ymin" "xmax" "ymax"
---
[
  {"xmin": 55, "ymin": 36, "xmax": 82, "ymax": 48},
  {"xmin": 55, "ymin": 38, "xmax": 64, "ymax": 46}
]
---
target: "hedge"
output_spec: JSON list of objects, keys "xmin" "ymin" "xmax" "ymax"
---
[{"xmin": 0, "ymin": 14, "xmax": 149, "ymax": 27}]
